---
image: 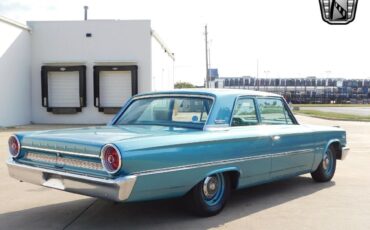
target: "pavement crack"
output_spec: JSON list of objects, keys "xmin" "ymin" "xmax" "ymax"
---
[{"xmin": 62, "ymin": 199, "xmax": 97, "ymax": 230}]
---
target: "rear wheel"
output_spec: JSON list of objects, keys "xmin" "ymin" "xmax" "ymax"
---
[
  {"xmin": 311, "ymin": 146, "xmax": 337, "ymax": 182},
  {"xmin": 186, "ymin": 173, "xmax": 230, "ymax": 217}
]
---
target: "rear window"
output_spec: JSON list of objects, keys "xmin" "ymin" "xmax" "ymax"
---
[{"xmin": 116, "ymin": 96, "xmax": 213, "ymax": 128}]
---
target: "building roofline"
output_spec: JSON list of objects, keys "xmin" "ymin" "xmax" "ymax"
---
[
  {"xmin": 151, "ymin": 29, "xmax": 175, "ymax": 61},
  {"xmin": 26, "ymin": 19, "xmax": 151, "ymax": 23},
  {"xmin": 0, "ymin": 15, "xmax": 31, "ymax": 31}
]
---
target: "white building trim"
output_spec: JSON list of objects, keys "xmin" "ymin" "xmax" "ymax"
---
[
  {"xmin": 151, "ymin": 30, "xmax": 175, "ymax": 61},
  {"xmin": 0, "ymin": 15, "xmax": 31, "ymax": 31}
]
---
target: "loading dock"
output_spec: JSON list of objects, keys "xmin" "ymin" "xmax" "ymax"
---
[
  {"xmin": 0, "ymin": 17, "xmax": 174, "ymax": 126},
  {"xmin": 94, "ymin": 65, "xmax": 138, "ymax": 114},
  {"xmin": 41, "ymin": 65, "xmax": 86, "ymax": 114}
]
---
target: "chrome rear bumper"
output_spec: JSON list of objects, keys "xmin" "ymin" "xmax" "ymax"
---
[
  {"xmin": 7, "ymin": 159, "xmax": 136, "ymax": 202},
  {"xmin": 341, "ymin": 146, "xmax": 350, "ymax": 160}
]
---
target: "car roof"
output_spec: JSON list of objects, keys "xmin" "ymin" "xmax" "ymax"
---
[{"xmin": 135, "ymin": 88, "xmax": 281, "ymax": 98}]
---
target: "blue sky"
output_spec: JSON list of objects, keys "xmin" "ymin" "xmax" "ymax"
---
[{"xmin": 1, "ymin": 0, "xmax": 369, "ymax": 85}]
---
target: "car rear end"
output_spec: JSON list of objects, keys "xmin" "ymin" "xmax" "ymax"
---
[{"xmin": 7, "ymin": 134, "xmax": 136, "ymax": 201}]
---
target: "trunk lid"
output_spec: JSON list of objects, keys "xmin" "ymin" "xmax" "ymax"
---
[{"xmin": 20, "ymin": 125, "xmax": 199, "ymax": 157}]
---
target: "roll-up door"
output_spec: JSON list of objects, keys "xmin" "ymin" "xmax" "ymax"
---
[
  {"xmin": 48, "ymin": 71, "xmax": 80, "ymax": 107},
  {"xmin": 41, "ymin": 65, "xmax": 86, "ymax": 114},
  {"xmin": 99, "ymin": 71, "xmax": 132, "ymax": 107},
  {"xmin": 94, "ymin": 65, "xmax": 138, "ymax": 114}
]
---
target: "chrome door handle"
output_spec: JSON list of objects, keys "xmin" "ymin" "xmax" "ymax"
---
[{"xmin": 272, "ymin": 136, "xmax": 281, "ymax": 141}]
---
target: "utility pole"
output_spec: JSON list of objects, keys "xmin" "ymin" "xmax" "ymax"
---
[
  {"xmin": 205, "ymin": 25, "xmax": 209, "ymax": 88},
  {"xmin": 208, "ymin": 48, "xmax": 211, "ymax": 69},
  {"xmin": 256, "ymin": 59, "xmax": 259, "ymax": 90}
]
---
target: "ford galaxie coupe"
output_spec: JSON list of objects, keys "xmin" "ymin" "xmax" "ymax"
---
[{"xmin": 7, "ymin": 89, "xmax": 349, "ymax": 216}]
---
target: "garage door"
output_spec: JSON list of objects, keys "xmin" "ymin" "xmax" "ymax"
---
[
  {"xmin": 99, "ymin": 71, "xmax": 132, "ymax": 107},
  {"xmin": 41, "ymin": 65, "xmax": 86, "ymax": 114},
  {"xmin": 48, "ymin": 71, "xmax": 80, "ymax": 107},
  {"xmin": 94, "ymin": 65, "xmax": 138, "ymax": 113}
]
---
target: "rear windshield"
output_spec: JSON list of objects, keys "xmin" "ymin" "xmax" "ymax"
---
[{"xmin": 116, "ymin": 97, "xmax": 214, "ymax": 129}]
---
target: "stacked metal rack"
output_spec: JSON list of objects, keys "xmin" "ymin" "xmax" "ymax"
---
[{"xmin": 210, "ymin": 76, "xmax": 370, "ymax": 104}]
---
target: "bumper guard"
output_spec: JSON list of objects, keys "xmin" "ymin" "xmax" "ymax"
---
[
  {"xmin": 7, "ymin": 159, "xmax": 136, "ymax": 202},
  {"xmin": 341, "ymin": 146, "xmax": 350, "ymax": 160}
]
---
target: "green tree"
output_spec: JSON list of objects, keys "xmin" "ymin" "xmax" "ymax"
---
[{"xmin": 174, "ymin": 82, "xmax": 196, "ymax": 89}]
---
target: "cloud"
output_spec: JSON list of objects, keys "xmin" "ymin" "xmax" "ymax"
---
[{"xmin": 0, "ymin": 0, "xmax": 30, "ymax": 14}]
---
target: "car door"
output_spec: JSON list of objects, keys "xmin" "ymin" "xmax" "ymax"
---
[
  {"xmin": 228, "ymin": 97, "xmax": 272, "ymax": 187},
  {"xmin": 256, "ymin": 97, "xmax": 316, "ymax": 178}
]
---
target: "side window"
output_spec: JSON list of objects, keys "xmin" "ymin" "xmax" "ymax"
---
[
  {"xmin": 172, "ymin": 98, "xmax": 211, "ymax": 123},
  {"xmin": 231, "ymin": 98, "xmax": 258, "ymax": 126},
  {"xmin": 257, "ymin": 98, "xmax": 294, "ymax": 125}
]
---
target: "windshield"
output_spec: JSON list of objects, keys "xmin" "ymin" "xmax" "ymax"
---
[{"xmin": 115, "ymin": 96, "xmax": 214, "ymax": 129}]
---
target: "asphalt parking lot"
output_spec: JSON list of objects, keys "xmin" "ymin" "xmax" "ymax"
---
[
  {"xmin": 300, "ymin": 107, "xmax": 370, "ymax": 116},
  {"xmin": 1, "ymin": 116, "xmax": 369, "ymax": 230}
]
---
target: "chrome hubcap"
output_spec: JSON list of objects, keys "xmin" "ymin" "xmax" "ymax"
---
[
  {"xmin": 323, "ymin": 153, "xmax": 330, "ymax": 170},
  {"xmin": 203, "ymin": 176, "xmax": 219, "ymax": 199}
]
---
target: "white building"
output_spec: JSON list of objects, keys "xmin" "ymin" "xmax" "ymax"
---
[{"xmin": 0, "ymin": 16, "xmax": 174, "ymax": 127}]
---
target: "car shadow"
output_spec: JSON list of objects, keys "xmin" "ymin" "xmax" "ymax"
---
[{"xmin": 0, "ymin": 176, "xmax": 335, "ymax": 230}]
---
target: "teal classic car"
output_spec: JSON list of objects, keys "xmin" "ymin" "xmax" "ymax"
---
[{"xmin": 7, "ymin": 89, "xmax": 349, "ymax": 216}]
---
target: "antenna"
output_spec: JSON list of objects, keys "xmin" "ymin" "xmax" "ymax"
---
[{"xmin": 84, "ymin": 6, "xmax": 88, "ymax": 20}]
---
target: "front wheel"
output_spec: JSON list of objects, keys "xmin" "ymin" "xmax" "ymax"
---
[
  {"xmin": 311, "ymin": 146, "xmax": 337, "ymax": 182},
  {"xmin": 186, "ymin": 173, "xmax": 230, "ymax": 217}
]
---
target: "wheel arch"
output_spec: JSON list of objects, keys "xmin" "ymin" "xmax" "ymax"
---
[
  {"xmin": 325, "ymin": 139, "xmax": 342, "ymax": 160},
  {"xmin": 204, "ymin": 167, "xmax": 241, "ymax": 190}
]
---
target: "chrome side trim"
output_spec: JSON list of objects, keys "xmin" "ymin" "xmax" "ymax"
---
[
  {"xmin": 203, "ymin": 125, "xmax": 230, "ymax": 131},
  {"xmin": 341, "ymin": 146, "xmax": 350, "ymax": 160},
  {"xmin": 22, "ymin": 146, "xmax": 100, "ymax": 159},
  {"xmin": 7, "ymin": 159, "xmax": 136, "ymax": 202},
  {"xmin": 132, "ymin": 149, "xmax": 314, "ymax": 176},
  {"xmin": 270, "ymin": 149, "xmax": 312, "ymax": 158}
]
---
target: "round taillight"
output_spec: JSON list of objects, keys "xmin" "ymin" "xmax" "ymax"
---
[
  {"xmin": 8, "ymin": 135, "xmax": 21, "ymax": 158},
  {"xmin": 101, "ymin": 144, "xmax": 122, "ymax": 174}
]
